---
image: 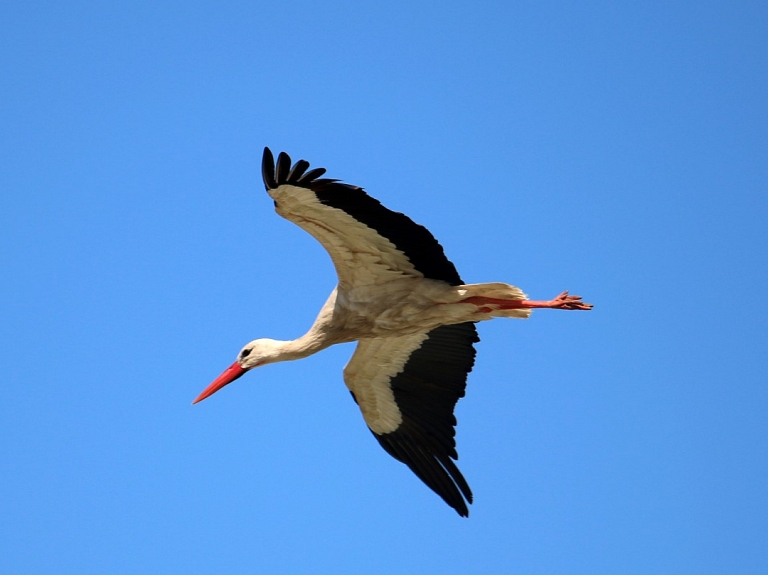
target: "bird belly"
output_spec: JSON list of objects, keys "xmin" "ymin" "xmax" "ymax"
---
[{"xmin": 332, "ymin": 279, "xmax": 477, "ymax": 338}]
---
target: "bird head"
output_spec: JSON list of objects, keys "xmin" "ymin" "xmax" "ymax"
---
[{"xmin": 192, "ymin": 339, "xmax": 282, "ymax": 404}]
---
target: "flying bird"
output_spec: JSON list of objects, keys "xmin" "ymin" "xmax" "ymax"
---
[{"xmin": 193, "ymin": 147, "xmax": 592, "ymax": 517}]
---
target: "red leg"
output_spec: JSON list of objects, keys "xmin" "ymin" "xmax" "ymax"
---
[
  {"xmin": 517, "ymin": 291, "xmax": 593, "ymax": 310},
  {"xmin": 463, "ymin": 291, "xmax": 593, "ymax": 311}
]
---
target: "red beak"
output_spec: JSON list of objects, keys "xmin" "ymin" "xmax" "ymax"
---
[{"xmin": 193, "ymin": 361, "xmax": 247, "ymax": 404}]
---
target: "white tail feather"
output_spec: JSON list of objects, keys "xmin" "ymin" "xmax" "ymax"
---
[{"xmin": 458, "ymin": 282, "xmax": 533, "ymax": 319}]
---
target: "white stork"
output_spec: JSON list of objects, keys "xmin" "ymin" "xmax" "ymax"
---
[{"xmin": 193, "ymin": 148, "xmax": 592, "ymax": 517}]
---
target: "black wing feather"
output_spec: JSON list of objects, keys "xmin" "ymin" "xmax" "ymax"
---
[
  {"xmin": 287, "ymin": 159, "xmax": 310, "ymax": 183},
  {"xmin": 275, "ymin": 152, "xmax": 291, "ymax": 184},
  {"xmin": 261, "ymin": 147, "xmax": 277, "ymax": 190},
  {"xmin": 297, "ymin": 167, "xmax": 327, "ymax": 185}
]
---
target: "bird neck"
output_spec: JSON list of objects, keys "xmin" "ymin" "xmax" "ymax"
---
[
  {"xmin": 266, "ymin": 289, "xmax": 337, "ymax": 364},
  {"xmin": 269, "ymin": 331, "xmax": 329, "ymax": 363}
]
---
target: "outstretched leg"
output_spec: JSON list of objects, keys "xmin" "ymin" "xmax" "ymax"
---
[
  {"xmin": 463, "ymin": 291, "xmax": 593, "ymax": 311},
  {"xmin": 516, "ymin": 291, "xmax": 593, "ymax": 310}
]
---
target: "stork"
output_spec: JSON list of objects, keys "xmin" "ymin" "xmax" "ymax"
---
[{"xmin": 193, "ymin": 148, "xmax": 592, "ymax": 517}]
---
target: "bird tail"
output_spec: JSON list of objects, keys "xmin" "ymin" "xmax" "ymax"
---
[{"xmin": 458, "ymin": 283, "xmax": 532, "ymax": 319}]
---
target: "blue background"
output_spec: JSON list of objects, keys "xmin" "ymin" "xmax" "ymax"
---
[{"xmin": 1, "ymin": 1, "xmax": 766, "ymax": 573}]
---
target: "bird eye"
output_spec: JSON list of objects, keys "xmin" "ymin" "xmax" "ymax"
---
[{"xmin": 241, "ymin": 348, "xmax": 252, "ymax": 358}]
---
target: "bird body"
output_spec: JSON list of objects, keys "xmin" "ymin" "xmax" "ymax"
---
[{"xmin": 194, "ymin": 148, "xmax": 592, "ymax": 517}]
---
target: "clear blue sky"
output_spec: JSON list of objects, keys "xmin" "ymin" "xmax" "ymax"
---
[{"xmin": 1, "ymin": 1, "xmax": 766, "ymax": 573}]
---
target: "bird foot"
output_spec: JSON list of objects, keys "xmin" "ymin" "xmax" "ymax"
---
[{"xmin": 542, "ymin": 291, "xmax": 593, "ymax": 310}]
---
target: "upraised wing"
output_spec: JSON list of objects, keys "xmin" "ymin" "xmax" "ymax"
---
[{"xmin": 261, "ymin": 147, "xmax": 463, "ymax": 289}]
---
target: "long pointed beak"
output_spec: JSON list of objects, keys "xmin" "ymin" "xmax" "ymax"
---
[{"xmin": 193, "ymin": 361, "xmax": 247, "ymax": 404}]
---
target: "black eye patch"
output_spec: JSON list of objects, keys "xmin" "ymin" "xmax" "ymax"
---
[{"xmin": 241, "ymin": 348, "xmax": 252, "ymax": 358}]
